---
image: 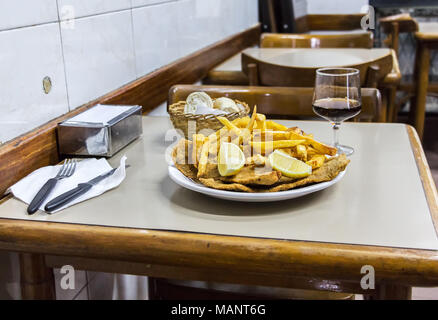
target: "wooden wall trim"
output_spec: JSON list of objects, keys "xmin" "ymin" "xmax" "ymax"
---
[{"xmin": 0, "ymin": 24, "xmax": 260, "ymax": 196}]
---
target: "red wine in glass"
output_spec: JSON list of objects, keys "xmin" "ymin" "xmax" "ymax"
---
[{"xmin": 313, "ymin": 97, "xmax": 362, "ymax": 123}]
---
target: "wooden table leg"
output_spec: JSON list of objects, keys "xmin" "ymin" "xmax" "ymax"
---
[
  {"xmin": 410, "ymin": 42, "xmax": 430, "ymax": 140},
  {"xmin": 364, "ymin": 284, "xmax": 412, "ymax": 300},
  {"xmin": 387, "ymin": 86, "xmax": 398, "ymax": 122},
  {"xmin": 19, "ymin": 253, "xmax": 56, "ymax": 300}
]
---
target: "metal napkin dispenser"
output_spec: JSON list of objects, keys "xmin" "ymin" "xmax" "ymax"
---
[{"xmin": 58, "ymin": 104, "xmax": 142, "ymax": 157}]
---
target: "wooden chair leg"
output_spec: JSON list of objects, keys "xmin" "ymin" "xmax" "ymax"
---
[
  {"xmin": 387, "ymin": 86, "xmax": 398, "ymax": 122},
  {"xmin": 365, "ymin": 65, "xmax": 380, "ymax": 88},
  {"xmin": 364, "ymin": 284, "xmax": 412, "ymax": 300},
  {"xmin": 20, "ymin": 253, "xmax": 56, "ymax": 300},
  {"xmin": 410, "ymin": 43, "xmax": 430, "ymax": 140},
  {"xmin": 391, "ymin": 22, "xmax": 400, "ymax": 55},
  {"xmin": 248, "ymin": 63, "xmax": 259, "ymax": 86}
]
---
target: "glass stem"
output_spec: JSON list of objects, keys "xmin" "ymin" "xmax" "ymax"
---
[{"xmin": 333, "ymin": 122, "xmax": 340, "ymax": 148}]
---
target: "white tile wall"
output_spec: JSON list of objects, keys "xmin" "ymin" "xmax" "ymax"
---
[
  {"xmin": 57, "ymin": 0, "xmax": 131, "ymax": 19},
  {"xmin": 60, "ymin": 10, "xmax": 136, "ymax": 108},
  {"xmin": 0, "ymin": 0, "xmax": 58, "ymax": 31},
  {"xmin": 132, "ymin": 1, "xmax": 181, "ymax": 76},
  {"xmin": 306, "ymin": 0, "xmax": 368, "ymax": 14},
  {"xmin": 132, "ymin": 0, "xmax": 175, "ymax": 7},
  {"xmin": 0, "ymin": 23, "xmax": 69, "ymax": 142}
]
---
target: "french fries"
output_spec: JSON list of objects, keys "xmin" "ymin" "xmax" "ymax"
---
[
  {"xmin": 288, "ymin": 131, "xmax": 337, "ymax": 156},
  {"xmin": 190, "ymin": 106, "xmax": 336, "ymax": 175},
  {"xmin": 266, "ymin": 120, "xmax": 288, "ymax": 131},
  {"xmin": 197, "ymin": 138, "xmax": 210, "ymax": 178},
  {"xmin": 295, "ymin": 144, "xmax": 307, "ymax": 161},
  {"xmin": 306, "ymin": 154, "xmax": 326, "ymax": 169},
  {"xmin": 251, "ymin": 140, "xmax": 306, "ymax": 154},
  {"xmin": 191, "ymin": 134, "xmax": 205, "ymax": 167}
]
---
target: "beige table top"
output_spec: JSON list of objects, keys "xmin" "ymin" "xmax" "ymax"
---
[
  {"xmin": 215, "ymin": 48, "xmax": 392, "ymax": 71},
  {"xmin": 0, "ymin": 117, "xmax": 437, "ymax": 250},
  {"xmin": 419, "ymin": 22, "xmax": 438, "ymax": 34},
  {"xmin": 417, "ymin": 22, "xmax": 438, "ymax": 40}
]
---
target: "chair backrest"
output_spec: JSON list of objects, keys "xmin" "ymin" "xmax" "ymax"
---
[
  {"xmin": 241, "ymin": 50, "xmax": 393, "ymax": 88},
  {"xmin": 260, "ymin": 32, "xmax": 374, "ymax": 49},
  {"xmin": 379, "ymin": 14, "xmax": 419, "ymax": 55},
  {"xmin": 168, "ymin": 85, "xmax": 383, "ymax": 122},
  {"xmin": 304, "ymin": 14, "xmax": 367, "ymax": 32}
]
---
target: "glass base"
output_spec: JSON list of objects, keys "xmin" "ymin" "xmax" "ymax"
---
[{"xmin": 335, "ymin": 144, "xmax": 354, "ymax": 156}]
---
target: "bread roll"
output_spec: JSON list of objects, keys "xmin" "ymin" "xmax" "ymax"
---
[
  {"xmin": 213, "ymin": 97, "xmax": 239, "ymax": 113},
  {"xmin": 184, "ymin": 92, "xmax": 213, "ymax": 114}
]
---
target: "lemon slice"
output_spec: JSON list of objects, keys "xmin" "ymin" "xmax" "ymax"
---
[
  {"xmin": 268, "ymin": 150, "xmax": 312, "ymax": 179},
  {"xmin": 218, "ymin": 143, "xmax": 245, "ymax": 176}
]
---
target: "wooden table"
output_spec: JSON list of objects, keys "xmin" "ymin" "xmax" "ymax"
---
[
  {"xmin": 0, "ymin": 117, "xmax": 437, "ymax": 300},
  {"xmin": 205, "ymin": 48, "xmax": 401, "ymax": 122}
]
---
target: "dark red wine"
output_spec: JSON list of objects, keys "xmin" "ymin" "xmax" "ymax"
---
[{"xmin": 313, "ymin": 98, "xmax": 361, "ymax": 122}]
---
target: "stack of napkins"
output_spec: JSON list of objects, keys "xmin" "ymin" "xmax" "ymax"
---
[{"xmin": 8, "ymin": 156, "xmax": 127, "ymax": 213}]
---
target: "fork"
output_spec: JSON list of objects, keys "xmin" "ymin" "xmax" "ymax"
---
[{"xmin": 27, "ymin": 159, "xmax": 77, "ymax": 215}]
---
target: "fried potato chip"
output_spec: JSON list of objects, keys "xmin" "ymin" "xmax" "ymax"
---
[
  {"xmin": 306, "ymin": 146, "xmax": 319, "ymax": 157},
  {"xmin": 253, "ymin": 130, "xmax": 291, "ymax": 141},
  {"xmin": 266, "ymin": 120, "xmax": 288, "ymax": 131},
  {"xmin": 288, "ymin": 131, "xmax": 337, "ymax": 156},
  {"xmin": 217, "ymin": 117, "xmax": 241, "ymax": 136},
  {"xmin": 250, "ymin": 140, "xmax": 306, "ymax": 154},
  {"xmin": 287, "ymin": 127, "xmax": 303, "ymax": 135},
  {"xmin": 306, "ymin": 154, "xmax": 326, "ymax": 169},
  {"xmin": 296, "ymin": 144, "xmax": 307, "ymax": 161},
  {"xmin": 197, "ymin": 138, "xmax": 210, "ymax": 178},
  {"xmin": 246, "ymin": 105, "xmax": 257, "ymax": 130},
  {"xmin": 191, "ymin": 134, "xmax": 205, "ymax": 167},
  {"xmin": 232, "ymin": 116, "xmax": 250, "ymax": 128}
]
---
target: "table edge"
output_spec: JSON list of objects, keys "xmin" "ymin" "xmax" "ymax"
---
[
  {"xmin": 405, "ymin": 124, "xmax": 438, "ymax": 236},
  {"xmin": 241, "ymin": 48, "xmax": 393, "ymax": 70}
]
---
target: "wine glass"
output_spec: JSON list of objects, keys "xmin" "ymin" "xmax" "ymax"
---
[{"xmin": 312, "ymin": 67, "xmax": 362, "ymax": 156}]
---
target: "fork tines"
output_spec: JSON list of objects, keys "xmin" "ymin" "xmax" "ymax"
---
[{"xmin": 56, "ymin": 158, "xmax": 77, "ymax": 178}]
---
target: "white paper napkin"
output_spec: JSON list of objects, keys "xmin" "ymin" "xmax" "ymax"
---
[{"xmin": 8, "ymin": 156, "xmax": 127, "ymax": 213}]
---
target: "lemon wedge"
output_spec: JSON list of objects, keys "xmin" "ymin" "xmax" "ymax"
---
[
  {"xmin": 218, "ymin": 143, "xmax": 245, "ymax": 176},
  {"xmin": 268, "ymin": 150, "xmax": 312, "ymax": 179}
]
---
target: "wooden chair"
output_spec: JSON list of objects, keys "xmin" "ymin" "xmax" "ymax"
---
[
  {"xmin": 241, "ymin": 50, "xmax": 393, "ymax": 89},
  {"xmin": 380, "ymin": 13, "xmax": 419, "ymax": 56},
  {"xmin": 380, "ymin": 14, "xmax": 438, "ymax": 139},
  {"xmin": 168, "ymin": 85, "xmax": 384, "ymax": 123},
  {"xmin": 299, "ymin": 14, "xmax": 368, "ymax": 33},
  {"xmin": 409, "ymin": 22, "xmax": 438, "ymax": 140},
  {"xmin": 260, "ymin": 32, "xmax": 374, "ymax": 49},
  {"xmin": 205, "ymin": 32, "xmax": 376, "ymax": 87}
]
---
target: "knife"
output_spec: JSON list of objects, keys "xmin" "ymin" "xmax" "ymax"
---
[{"xmin": 44, "ymin": 168, "xmax": 117, "ymax": 213}]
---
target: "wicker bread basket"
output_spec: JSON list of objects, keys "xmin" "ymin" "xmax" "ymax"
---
[{"xmin": 168, "ymin": 99, "xmax": 250, "ymax": 139}]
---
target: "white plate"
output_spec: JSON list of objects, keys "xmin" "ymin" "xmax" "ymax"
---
[{"xmin": 168, "ymin": 165, "xmax": 346, "ymax": 202}]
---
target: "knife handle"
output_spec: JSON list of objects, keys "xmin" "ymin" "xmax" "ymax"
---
[
  {"xmin": 44, "ymin": 183, "xmax": 93, "ymax": 213},
  {"xmin": 28, "ymin": 178, "xmax": 58, "ymax": 215}
]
